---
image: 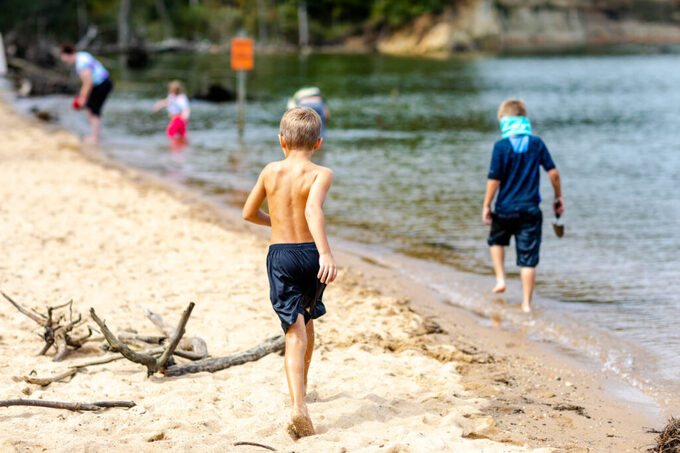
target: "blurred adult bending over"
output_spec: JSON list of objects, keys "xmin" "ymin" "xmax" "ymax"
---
[{"xmin": 60, "ymin": 43, "xmax": 113, "ymax": 145}]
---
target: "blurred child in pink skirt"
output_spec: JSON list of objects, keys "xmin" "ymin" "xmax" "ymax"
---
[{"xmin": 153, "ymin": 80, "xmax": 190, "ymax": 145}]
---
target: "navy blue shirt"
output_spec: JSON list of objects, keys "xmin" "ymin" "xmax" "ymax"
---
[{"xmin": 488, "ymin": 135, "xmax": 556, "ymax": 212}]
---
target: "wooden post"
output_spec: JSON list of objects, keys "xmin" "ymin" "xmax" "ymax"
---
[
  {"xmin": 257, "ymin": 0, "xmax": 268, "ymax": 45},
  {"xmin": 298, "ymin": 0, "xmax": 309, "ymax": 49},
  {"xmin": 77, "ymin": 0, "xmax": 88, "ymax": 37},
  {"xmin": 118, "ymin": 0, "xmax": 130, "ymax": 53},
  {"xmin": 237, "ymin": 70, "xmax": 246, "ymax": 136}
]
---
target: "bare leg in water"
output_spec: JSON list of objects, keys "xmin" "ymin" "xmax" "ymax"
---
[
  {"xmin": 285, "ymin": 314, "xmax": 315, "ymax": 438},
  {"xmin": 85, "ymin": 111, "xmax": 101, "ymax": 145},
  {"xmin": 490, "ymin": 245, "xmax": 506, "ymax": 293}
]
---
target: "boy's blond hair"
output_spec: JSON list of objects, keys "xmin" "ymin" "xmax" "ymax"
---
[
  {"xmin": 280, "ymin": 107, "xmax": 321, "ymax": 150},
  {"xmin": 497, "ymin": 99, "xmax": 527, "ymax": 119},
  {"xmin": 168, "ymin": 80, "xmax": 185, "ymax": 95}
]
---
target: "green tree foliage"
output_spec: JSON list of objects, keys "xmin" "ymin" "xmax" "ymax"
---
[
  {"xmin": 0, "ymin": 0, "xmax": 455, "ymax": 47},
  {"xmin": 370, "ymin": 0, "xmax": 450, "ymax": 27},
  {"xmin": 0, "ymin": 0, "xmax": 82, "ymax": 40}
]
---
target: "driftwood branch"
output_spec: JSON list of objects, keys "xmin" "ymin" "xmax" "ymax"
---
[
  {"xmin": 166, "ymin": 335, "xmax": 284, "ymax": 377},
  {"xmin": 2, "ymin": 291, "xmax": 45, "ymax": 324},
  {"xmin": 70, "ymin": 355, "xmax": 127, "ymax": 369},
  {"xmin": 37, "ymin": 340, "xmax": 54, "ymax": 356},
  {"xmin": 69, "ymin": 348, "xmax": 165, "ymax": 369},
  {"xmin": 0, "ymin": 399, "xmax": 135, "ymax": 411},
  {"xmin": 118, "ymin": 333, "xmax": 165, "ymax": 345},
  {"xmin": 90, "ymin": 303, "xmax": 195, "ymax": 376},
  {"xmin": 154, "ymin": 303, "xmax": 194, "ymax": 372},
  {"xmin": 145, "ymin": 308, "xmax": 174, "ymax": 336},
  {"xmin": 90, "ymin": 308, "xmax": 159, "ymax": 375},
  {"xmin": 52, "ymin": 333, "xmax": 69, "ymax": 362},
  {"xmin": 3, "ymin": 291, "xmax": 91, "ymax": 361},
  {"xmin": 22, "ymin": 369, "xmax": 77, "ymax": 386},
  {"xmin": 66, "ymin": 327, "xmax": 94, "ymax": 347},
  {"xmin": 145, "ymin": 307, "xmax": 208, "ymax": 358}
]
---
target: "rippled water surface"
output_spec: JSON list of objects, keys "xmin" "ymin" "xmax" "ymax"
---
[{"xmin": 15, "ymin": 52, "xmax": 680, "ymax": 408}]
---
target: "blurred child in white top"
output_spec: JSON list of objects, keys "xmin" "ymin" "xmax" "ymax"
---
[{"xmin": 153, "ymin": 80, "xmax": 190, "ymax": 141}]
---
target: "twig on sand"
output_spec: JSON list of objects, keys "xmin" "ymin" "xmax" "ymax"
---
[
  {"xmin": 165, "ymin": 335, "xmax": 284, "ymax": 377},
  {"xmin": 90, "ymin": 303, "xmax": 195, "ymax": 376},
  {"xmin": 21, "ymin": 369, "xmax": 77, "ymax": 386},
  {"xmin": 0, "ymin": 399, "xmax": 135, "ymax": 411},
  {"xmin": 234, "ymin": 441, "xmax": 277, "ymax": 451}
]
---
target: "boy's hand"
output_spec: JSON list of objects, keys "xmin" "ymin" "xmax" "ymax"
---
[
  {"xmin": 318, "ymin": 252, "xmax": 337, "ymax": 284},
  {"xmin": 482, "ymin": 206, "xmax": 492, "ymax": 226},
  {"xmin": 553, "ymin": 197, "xmax": 565, "ymax": 216}
]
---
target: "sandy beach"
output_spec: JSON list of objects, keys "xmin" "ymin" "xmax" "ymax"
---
[{"xmin": 0, "ymin": 98, "xmax": 659, "ymax": 452}]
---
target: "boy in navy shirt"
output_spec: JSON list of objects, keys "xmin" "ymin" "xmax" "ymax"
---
[{"xmin": 482, "ymin": 99, "xmax": 564, "ymax": 313}]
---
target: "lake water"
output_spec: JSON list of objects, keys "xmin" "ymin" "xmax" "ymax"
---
[{"xmin": 13, "ymin": 51, "xmax": 680, "ymax": 410}]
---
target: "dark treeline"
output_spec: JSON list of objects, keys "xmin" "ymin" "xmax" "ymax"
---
[{"xmin": 0, "ymin": 0, "xmax": 453, "ymax": 52}]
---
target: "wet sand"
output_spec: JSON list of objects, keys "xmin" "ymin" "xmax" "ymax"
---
[{"xmin": 0, "ymin": 99, "xmax": 658, "ymax": 452}]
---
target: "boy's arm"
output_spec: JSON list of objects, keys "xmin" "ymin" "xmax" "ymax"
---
[
  {"xmin": 482, "ymin": 179, "xmax": 500, "ymax": 225},
  {"xmin": 305, "ymin": 168, "xmax": 337, "ymax": 284},
  {"xmin": 548, "ymin": 168, "xmax": 564, "ymax": 216},
  {"xmin": 242, "ymin": 170, "xmax": 271, "ymax": 226}
]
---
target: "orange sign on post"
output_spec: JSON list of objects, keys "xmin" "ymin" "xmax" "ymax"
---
[{"xmin": 230, "ymin": 38, "xmax": 254, "ymax": 71}]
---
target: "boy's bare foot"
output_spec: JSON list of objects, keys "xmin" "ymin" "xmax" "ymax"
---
[
  {"xmin": 521, "ymin": 301, "xmax": 531, "ymax": 313},
  {"xmin": 492, "ymin": 280, "xmax": 506, "ymax": 294},
  {"xmin": 287, "ymin": 408, "xmax": 315, "ymax": 439}
]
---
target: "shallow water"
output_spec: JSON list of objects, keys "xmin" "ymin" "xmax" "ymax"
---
[{"xmin": 14, "ymin": 51, "xmax": 680, "ymax": 409}]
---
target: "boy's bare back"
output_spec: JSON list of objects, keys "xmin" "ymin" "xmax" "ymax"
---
[
  {"xmin": 242, "ymin": 106, "xmax": 336, "ymax": 438},
  {"xmin": 243, "ymin": 106, "xmax": 336, "ymax": 285},
  {"xmin": 262, "ymin": 158, "xmax": 332, "ymax": 244}
]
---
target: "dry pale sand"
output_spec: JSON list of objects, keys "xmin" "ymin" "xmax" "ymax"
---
[{"xmin": 0, "ymin": 101, "xmax": 555, "ymax": 453}]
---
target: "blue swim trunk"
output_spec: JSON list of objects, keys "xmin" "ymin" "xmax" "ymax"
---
[
  {"xmin": 487, "ymin": 205, "xmax": 542, "ymax": 267},
  {"xmin": 266, "ymin": 242, "xmax": 327, "ymax": 333}
]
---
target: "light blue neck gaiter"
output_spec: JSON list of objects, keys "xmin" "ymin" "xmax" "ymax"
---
[{"xmin": 500, "ymin": 116, "xmax": 532, "ymax": 138}]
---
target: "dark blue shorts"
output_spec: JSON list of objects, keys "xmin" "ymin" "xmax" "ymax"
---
[
  {"xmin": 86, "ymin": 78, "xmax": 113, "ymax": 117},
  {"xmin": 487, "ymin": 206, "xmax": 542, "ymax": 267},
  {"xmin": 266, "ymin": 242, "xmax": 327, "ymax": 333}
]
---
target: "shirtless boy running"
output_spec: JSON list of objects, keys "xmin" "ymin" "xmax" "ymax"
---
[{"xmin": 242, "ymin": 107, "xmax": 337, "ymax": 438}]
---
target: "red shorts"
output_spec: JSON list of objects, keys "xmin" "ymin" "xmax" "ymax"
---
[{"xmin": 166, "ymin": 116, "xmax": 187, "ymax": 139}]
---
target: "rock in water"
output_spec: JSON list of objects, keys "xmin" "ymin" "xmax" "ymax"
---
[
  {"xmin": 193, "ymin": 83, "xmax": 236, "ymax": 103},
  {"xmin": 126, "ymin": 47, "xmax": 149, "ymax": 69}
]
